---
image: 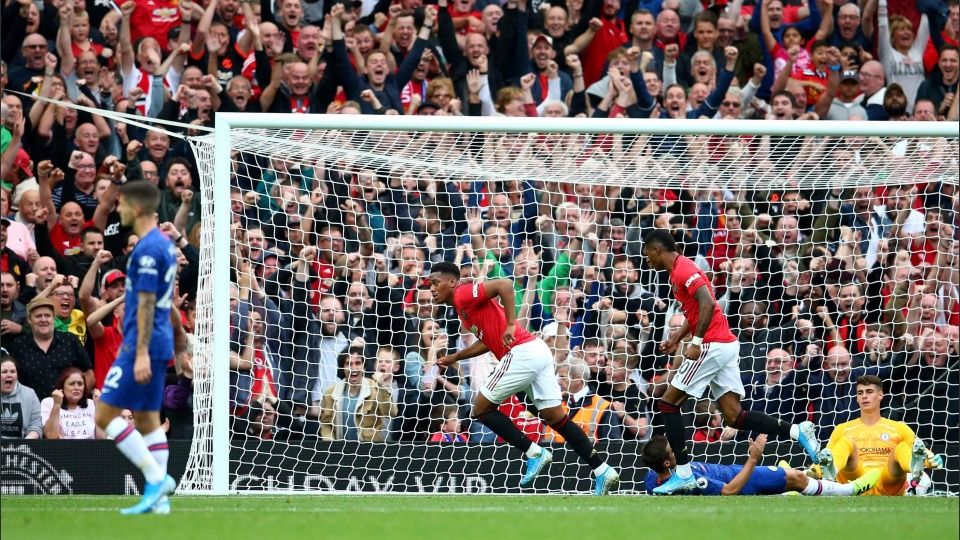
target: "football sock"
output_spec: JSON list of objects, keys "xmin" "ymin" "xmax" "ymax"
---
[
  {"xmin": 658, "ymin": 400, "xmax": 691, "ymax": 470},
  {"xmin": 733, "ymin": 410, "xmax": 792, "ymax": 438},
  {"xmin": 549, "ymin": 416, "xmax": 605, "ymax": 469},
  {"xmin": 895, "ymin": 441, "xmax": 914, "ymax": 474},
  {"xmin": 802, "ymin": 479, "xmax": 856, "ymax": 496},
  {"xmin": 143, "ymin": 428, "xmax": 170, "ymax": 476},
  {"xmin": 474, "ymin": 410, "xmax": 532, "ymax": 454},
  {"xmin": 106, "ymin": 417, "xmax": 164, "ymax": 484},
  {"xmin": 526, "ymin": 442, "xmax": 543, "ymax": 458}
]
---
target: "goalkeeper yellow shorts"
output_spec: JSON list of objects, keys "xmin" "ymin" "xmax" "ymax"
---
[{"xmin": 840, "ymin": 466, "xmax": 907, "ymax": 496}]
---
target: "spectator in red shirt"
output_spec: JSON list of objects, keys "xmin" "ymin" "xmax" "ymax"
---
[
  {"xmin": 579, "ymin": 0, "xmax": 628, "ymax": 85},
  {"xmin": 129, "ymin": 0, "xmax": 181, "ymax": 52}
]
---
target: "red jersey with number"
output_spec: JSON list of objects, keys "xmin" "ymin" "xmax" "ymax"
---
[
  {"xmin": 453, "ymin": 281, "xmax": 534, "ymax": 360},
  {"xmin": 668, "ymin": 255, "xmax": 736, "ymax": 343}
]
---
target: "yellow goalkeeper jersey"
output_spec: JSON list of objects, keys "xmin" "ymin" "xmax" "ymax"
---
[{"xmin": 827, "ymin": 417, "xmax": 915, "ymax": 471}]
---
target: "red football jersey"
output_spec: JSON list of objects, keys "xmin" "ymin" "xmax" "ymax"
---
[
  {"xmin": 453, "ymin": 281, "xmax": 535, "ymax": 360},
  {"xmin": 668, "ymin": 255, "xmax": 736, "ymax": 344}
]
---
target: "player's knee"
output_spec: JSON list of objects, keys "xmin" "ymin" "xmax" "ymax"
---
[
  {"xmin": 539, "ymin": 406, "xmax": 565, "ymax": 426},
  {"xmin": 471, "ymin": 400, "xmax": 495, "ymax": 419},
  {"xmin": 784, "ymin": 468, "xmax": 804, "ymax": 490}
]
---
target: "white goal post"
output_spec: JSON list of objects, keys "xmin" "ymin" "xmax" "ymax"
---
[{"xmin": 183, "ymin": 115, "xmax": 959, "ymax": 495}]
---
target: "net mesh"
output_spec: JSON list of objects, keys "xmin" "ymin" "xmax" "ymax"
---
[{"xmin": 183, "ymin": 126, "xmax": 959, "ymax": 494}]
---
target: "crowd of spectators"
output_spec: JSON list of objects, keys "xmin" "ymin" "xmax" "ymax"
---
[{"xmin": 1, "ymin": 0, "xmax": 958, "ymax": 450}]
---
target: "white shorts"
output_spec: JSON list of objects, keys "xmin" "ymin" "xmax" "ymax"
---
[
  {"xmin": 670, "ymin": 341, "xmax": 745, "ymax": 400},
  {"xmin": 479, "ymin": 339, "xmax": 562, "ymax": 410}
]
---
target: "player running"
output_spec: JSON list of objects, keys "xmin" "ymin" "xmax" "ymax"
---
[
  {"xmin": 641, "ymin": 230, "xmax": 820, "ymax": 494},
  {"xmin": 816, "ymin": 375, "xmax": 945, "ymax": 496},
  {"xmin": 643, "ymin": 434, "xmax": 881, "ymax": 496},
  {"xmin": 94, "ymin": 182, "xmax": 179, "ymax": 514},
  {"xmin": 428, "ymin": 262, "xmax": 620, "ymax": 495}
]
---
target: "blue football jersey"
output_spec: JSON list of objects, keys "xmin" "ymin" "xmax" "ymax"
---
[
  {"xmin": 122, "ymin": 227, "xmax": 177, "ymax": 361},
  {"xmin": 645, "ymin": 462, "xmax": 787, "ymax": 496}
]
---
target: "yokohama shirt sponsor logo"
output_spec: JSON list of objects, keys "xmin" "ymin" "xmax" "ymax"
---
[
  {"xmin": 473, "ymin": 282, "xmax": 480, "ymax": 298},
  {"xmin": 684, "ymin": 274, "xmax": 700, "ymax": 289}
]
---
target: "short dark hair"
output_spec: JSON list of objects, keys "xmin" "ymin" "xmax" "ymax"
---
[
  {"xmin": 693, "ymin": 10, "xmax": 718, "ymax": 28},
  {"xmin": 119, "ymin": 181, "xmax": 162, "ymax": 214},
  {"xmin": 772, "ymin": 90, "xmax": 798, "ymax": 109},
  {"xmin": 811, "ymin": 39, "xmax": 831, "ymax": 52},
  {"xmin": 643, "ymin": 229, "xmax": 677, "ymax": 252},
  {"xmin": 856, "ymin": 375, "xmax": 884, "ymax": 391},
  {"xmin": 81, "ymin": 226, "xmax": 103, "ymax": 240},
  {"xmin": 430, "ymin": 261, "xmax": 461, "ymax": 279},
  {"xmin": 940, "ymin": 44, "xmax": 960, "ymax": 57},
  {"xmin": 642, "ymin": 434, "xmax": 671, "ymax": 473}
]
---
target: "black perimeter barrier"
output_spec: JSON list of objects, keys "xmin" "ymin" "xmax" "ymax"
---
[{"xmin": 2, "ymin": 440, "xmax": 957, "ymax": 494}]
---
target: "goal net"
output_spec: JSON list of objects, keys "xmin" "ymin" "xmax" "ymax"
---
[{"xmin": 182, "ymin": 116, "xmax": 959, "ymax": 495}]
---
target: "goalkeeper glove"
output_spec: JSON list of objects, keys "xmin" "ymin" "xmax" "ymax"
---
[{"xmin": 925, "ymin": 450, "xmax": 944, "ymax": 470}]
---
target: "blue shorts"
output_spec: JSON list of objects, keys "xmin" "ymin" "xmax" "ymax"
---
[
  {"xmin": 99, "ymin": 348, "xmax": 168, "ymax": 412},
  {"xmin": 740, "ymin": 466, "xmax": 789, "ymax": 495}
]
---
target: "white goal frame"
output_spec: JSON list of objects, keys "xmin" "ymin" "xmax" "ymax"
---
[{"xmin": 199, "ymin": 114, "xmax": 958, "ymax": 495}]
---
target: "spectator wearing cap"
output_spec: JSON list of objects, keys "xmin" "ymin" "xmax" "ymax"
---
[
  {"xmin": 815, "ymin": 69, "xmax": 869, "ymax": 120},
  {"xmin": 5, "ymin": 296, "xmax": 92, "ymax": 399},
  {"xmin": 1, "ymin": 271, "xmax": 27, "ymax": 337},
  {"xmin": 528, "ymin": 34, "xmax": 573, "ymax": 106},
  {"xmin": 0, "ymin": 356, "xmax": 42, "ymax": 439}
]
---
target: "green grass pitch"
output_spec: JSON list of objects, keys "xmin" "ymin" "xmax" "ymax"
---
[{"xmin": 2, "ymin": 495, "xmax": 958, "ymax": 540}]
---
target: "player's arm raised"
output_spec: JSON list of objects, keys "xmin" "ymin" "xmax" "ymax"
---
[
  {"xmin": 721, "ymin": 434, "xmax": 766, "ymax": 496},
  {"xmin": 483, "ymin": 278, "xmax": 519, "ymax": 347},
  {"xmin": 685, "ymin": 287, "xmax": 717, "ymax": 360},
  {"xmin": 134, "ymin": 291, "xmax": 157, "ymax": 384}
]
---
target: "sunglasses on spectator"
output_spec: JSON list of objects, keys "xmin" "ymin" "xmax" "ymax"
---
[
  {"xmin": 722, "ymin": 101, "xmax": 741, "ymax": 107},
  {"xmin": 23, "ymin": 44, "xmax": 47, "ymax": 49}
]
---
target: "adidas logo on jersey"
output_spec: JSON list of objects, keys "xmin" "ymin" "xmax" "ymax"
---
[{"xmin": 1, "ymin": 406, "xmax": 20, "ymax": 425}]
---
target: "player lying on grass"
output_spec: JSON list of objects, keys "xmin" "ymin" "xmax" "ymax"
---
[
  {"xmin": 643, "ymin": 433, "xmax": 880, "ymax": 496},
  {"xmin": 428, "ymin": 262, "xmax": 620, "ymax": 495},
  {"xmin": 641, "ymin": 229, "xmax": 820, "ymax": 495},
  {"xmin": 816, "ymin": 375, "xmax": 945, "ymax": 496}
]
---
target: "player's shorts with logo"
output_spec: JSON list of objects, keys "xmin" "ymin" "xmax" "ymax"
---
[
  {"xmin": 480, "ymin": 338, "xmax": 562, "ymax": 410},
  {"xmin": 99, "ymin": 344, "xmax": 169, "ymax": 411},
  {"xmin": 670, "ymin": 340, "xmax": 745, "ymax": 399}
]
